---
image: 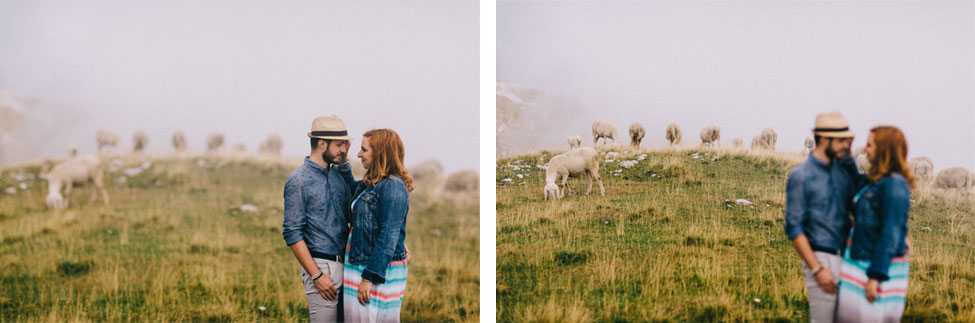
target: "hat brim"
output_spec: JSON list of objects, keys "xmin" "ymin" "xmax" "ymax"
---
[
  {"xmin": 308, "ymin": 132, "xmax": 353, "ymax": 141},
  {"xmin": 813, "ymin": 130, "xmax": 855, "ymax": 138}
]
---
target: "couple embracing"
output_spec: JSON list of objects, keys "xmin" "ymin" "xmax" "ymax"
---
[
  {"xmin": 282, "ymin": 115, "xmax": 413, "ymax": 322},
  {"xmin": 786, "ymin": 111, "xmax": 915, "ymax": 322}
]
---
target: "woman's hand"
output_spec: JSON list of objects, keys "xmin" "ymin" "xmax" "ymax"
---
[
  {"xmin": 865, "ymin": 279, "xmax": 879, "ymax": 303},
  {"xmin": 358, "ymin": 279, "xmax": 372, "ymax": 305},
  {"xmin": 405, "ymin": 243, "xmax": 412, "ymax": 263}
]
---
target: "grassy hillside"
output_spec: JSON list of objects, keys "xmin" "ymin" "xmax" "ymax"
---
[
  {"xmin": 496, "ymin": 148, "xmax": 974, "ymax": 322},
  {"xmin": 0, "ymin": 155, "xmax": 478, "ymax": 322}
]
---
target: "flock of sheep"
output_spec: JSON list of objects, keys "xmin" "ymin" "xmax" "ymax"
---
[{"xmin": 536, "ymin": 120, "xmax": 974, "ymax": 200}]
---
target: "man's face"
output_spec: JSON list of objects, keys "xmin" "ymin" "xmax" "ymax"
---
[
  {"xmin": 824, "ymin": 137, "xmax": 853, "ymax": 159},
  {"xmin": 321, "ymin": 140, "xmax": 350, "ymax": 164}
]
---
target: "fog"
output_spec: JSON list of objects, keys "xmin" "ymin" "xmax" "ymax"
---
[
  {"xmin": 0, "ymin": 1, "xmax": 479, "ymax": 173},
  {"xmin": 498, "ymin": 1, "xmax": 975, "ymax": 171}
]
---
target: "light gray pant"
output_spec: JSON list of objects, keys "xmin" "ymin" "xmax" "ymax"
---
[
  {"xmin": 300, "ymin": 258, "xmax": 344, "ymax": 323},
  {"xmin": 802, "ymin": 251, "xmax": 843, "ymax": 323}
]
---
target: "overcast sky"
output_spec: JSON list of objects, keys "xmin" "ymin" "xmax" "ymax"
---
[
  {"xmin": 0, "ymin": 1, "xmax": 478, "ymax": 173},
  {"xmin": 498, "ymin": 1, "xmax": 975, "ymax": 171}
]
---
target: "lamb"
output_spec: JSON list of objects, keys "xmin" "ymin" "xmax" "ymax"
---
[
  {"xmin": 444, "ymin": 170, "xmax": 479, "ymax": 193},
  {"xmin": 172, "ymin": 131, "xmax": 187, "ymax": 152},
  {"xmin": 43, "ymin": 154, "xmax": 109, "ymax": 210},
  {"xmin": 665, "ymin": 123, "xmax": 682, "ymax": 146},
  {"xmin": 543, "ymin": 147, "xmax": 605, "ymax": 200},
  {"xmin": 908, "ymin": 157, "xmax": 934, "ymax": 186},
  {"xmin": 752, "ymin": 128, "xmax": 778, "ymax": 151},
  {"xmin": 96, "ymin": 129, "xmax": 120, "ymax": 152},
  {"xmin": 699, "ymin": 125, "xmax": 720, "ymax": 148},
  {"xmin": 206, "ymin": 133, "xmax": 225, "ymax": 153},
  {"xmin": 933, "ymin": 167, "xmax": 971, "ymax": 191},
  {"xmin": 258, "ymin": 133, "xmax": 283, "ymax": 156},
  {"xmin": 567, "ymin": 136, "xmax": 582, "ymax": 150},
  {"xmin": 592, "ymin": 120, "xmax": 618, "ymax": 146},
  {"xmin": 133, "ymin": 131, "xmax": 148, "ymax": 153},
  {"xmin": 804, "ymin": 136, "xmax": 814, "ymax": 153},
  {"xmin": 628, "ymin": 122, "xmax": 645, "ymax": 148}
]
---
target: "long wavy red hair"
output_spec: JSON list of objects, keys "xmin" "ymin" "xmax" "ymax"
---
[
  {"xmin": 362, "ymin": 129, "xmax": 415, "ymax": 192},
  {"xmin": 867, "ymin": 126, "xmax": 915, "ymax": 189}
]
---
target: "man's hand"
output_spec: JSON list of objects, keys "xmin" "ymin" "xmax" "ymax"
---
[
  {"xmin": 314, "ymin": 273, "xmax": 338, "ymax": 301},
  {"xmin": 865, "ymin": 279, "xmax": 879, "ymax": 303},
  {"xmin": 815, "ymin": 267, "xmax": 838, "ymax": 294},
  {"xmin": 358, "ymin": 279, "xmax": 372, "ymax": 305}
]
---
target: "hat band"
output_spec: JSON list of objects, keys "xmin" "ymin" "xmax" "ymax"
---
[
  {"xmin": 814, "ymin": 127, "xmax": 849, "ymax": 133},
  {"xmin": 311, "ymin": 130, "xmax": 348, "ymax": 137}
]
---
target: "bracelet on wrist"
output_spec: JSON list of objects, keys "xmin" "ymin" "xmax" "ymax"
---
[
  {"xmin": 312, "ymin": 271, "xmax": 324, "ymax": 281},
  {"xmin": 811, "ymin": 265, "xmax": 824, "ymax": 275}
]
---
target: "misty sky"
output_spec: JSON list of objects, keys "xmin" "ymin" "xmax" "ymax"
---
[
  {"xmin": 498, "ymin": 1, "xmax": 975, "ymax": 171},
  {"xmin": 0, "ymin": 1, "xmax": 478, "ymax": 173}
]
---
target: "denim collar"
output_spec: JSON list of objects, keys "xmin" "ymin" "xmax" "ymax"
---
[
  {"xmin": 807, "ymin": 153, "xmax": 831, "ymax": 170},
  {"xmin": 303, "ymin": 156, "xmax": 329, "ymax": 174}
]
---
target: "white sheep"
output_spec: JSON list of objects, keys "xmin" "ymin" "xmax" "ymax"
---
[
  {"xmin": 804, "ymin": 136, "xmax": 814, "ymax": 154},
  {"xmin": 444, "ymin": 170, "xmax": 479, "ymax": 193},
  {"xmin": 44, "ymin": 154, "xmax": 109, "ymax": 210},
  {"xmin": 133, "ymin": 131, "xmax": 148, "ymax": 153},
  {"xmin": 543, "ymin": 147, "xmax": 605, "ymax": 200},
  {"xmin": 699, "ymin": 125, "xmax": 720, "ymax": 148},
  {"xmin": 856, "ymin": 153, "xmax": 871, "ymax": 174},
  {"xmin": 933, "ymin": 167, "xmax": 971, "ymax": 192},
  {"xmin": 665, "ymin": 123, "xmax": 682, "ymax": 146},
  {"xmin": 172, "ymin": 131, "xmax": 187, "ymax": 152},
  {"xmin": 853, "ymin": 146, "xmax": 864, "ymax": 157},
  {"xmin": 258, "ymin": 133, "xmax": 283, "ymax": 156},
  {"xmin": 96, "ymin": 129, "xmax": 120, "ymax": 152},
  {"xmin": 592, "ymin": 120, "xmax": 618, "ymax": 146},
  {"xmin": 629, "ymin": 122, "xmax": 645, "ymax": 148},
  {"xmin": 567, "ymin": 136, "xmax": 582, "ymax": 150},
  {"xmin": 752, "ymin": 128, "xmax": 778, "ymax": 151},
  {"xmin": 206, "ymin": 133, "xmax": 225, "ymax": 153},
  {"xmin": 750, "ymin": 135, "xmax": 763, "ymax": 152},
  {"xmin": 908, "ymin": 157, "xmax": 934, "ymax": 186},
  {"xmin": 409, "ymin": 159, "xmax": 445, "ymax": 194},
  {"xmin": 731, "ymin": 138, "xmax": 743, "ymax": 149}
]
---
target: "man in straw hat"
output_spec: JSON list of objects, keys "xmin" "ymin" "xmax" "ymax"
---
[
  {"xmin": 784, "ymin": 111, "xmax": 859, "ymax": 322},
  {"xmin": 282, "ymin": 115, "xmax": 355, "ymax": 322}
]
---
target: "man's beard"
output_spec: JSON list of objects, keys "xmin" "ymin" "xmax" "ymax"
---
[
  {"xmin": 825, "ymin": 146, "xmax": 837, "ymax": 160},
  {"xmin": 322, "ymin": 150, "xmax": 339, "ymax": 164}
]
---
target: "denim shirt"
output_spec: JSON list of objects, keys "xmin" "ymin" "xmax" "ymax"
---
[
  {"xmin": 348, "ymin": 175, "xmax": 409, "ymax": 284},
  {"xmin": 849, "ymin": 173, "xmax": 910, "ymax": 282},
  {"xmin": 282, "ymin": 157, "xmax": 353, "ymax": 256},
  {"xmin": 784, "ymin": 154, "xmax": 858, "ymax": 251}
]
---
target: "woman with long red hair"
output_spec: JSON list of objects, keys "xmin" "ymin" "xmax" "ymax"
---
[
  {"xmin": 836, "ymin": 126, "xmax": 914, "ymax": 322},
  {"xmin": 343, "ymin": 129, "xmax": 414, "ymax": 322}
]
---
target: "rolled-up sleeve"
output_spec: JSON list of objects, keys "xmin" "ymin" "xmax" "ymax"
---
[
  {"xmin": 784, "ymin": 171, "xmax": 807, "ymax": 240},
  {"xmin": 362, "ymin": 182, "xmax": 409, "ymax": 284},
  {"xmin": 867, "ymin": 178, "xmax": 910, "ymax": 282},
  {"xmin": 282, "ymin": 177, "xmax": 306, "ymax": 246}
]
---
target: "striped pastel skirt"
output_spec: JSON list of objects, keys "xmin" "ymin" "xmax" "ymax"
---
[
  {"xmin": 343, "ymin": 241, "xmax": 409, "ymax": 322},
  {"xmin": 836, "ymin": 237, "xmax": 909, "ymax": 323}
]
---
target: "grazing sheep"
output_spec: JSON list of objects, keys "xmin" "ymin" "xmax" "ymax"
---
[
  {"xmin": 258, "ymin": 133, "xmax": 283, "ymax": 156},
  {"xmin": 409, "ymin": 159, "xmax": 445, "ymax": 193},
  {"xmin": 69, "ymin": 146, "xmax": 78, "ymax": 157},
  {"xmin": 44, "ymin": 154, "xmax": 109, "ymax": 210},
  {"xmin": 543, "ymin": 147, "xmax": 605, "ymax": 200},
  {"xmin": 444, "ymin": 170, "xmax": 479, "ymax": 193},
  {"xmin": 629, "ymin": 122, "xmax": 645, "ymax": 148},
  {"xmin": 933, "ymin": 167, "xmax": 971, "ymax": 191},
  {"xmin": 731, "ymin": 138, "xmax": 743, "ymax": 149},
  {"xmin": 908, "ymin": 157, "xmax": 934, "ymax": 186},
  {"xmin": 133, "ymin": 131, "xmax": 148, "ymax": 153},
  {"xmin": 592, "ymin": 120, "xmax": 618, "ymax": 146},
  {"xmin": 665, "ymin": 123, "xmax": 682, "ymax": 146},
  {"xmin": 96, "ymin": 129, "xmax": 120, "ymax": 152},
  {"xmin": 567, "ymin": 136, "xmax": 582, "ymax": 150},
  {"xmin": 853, "ymin": 146, "xmax": 864, "ymax": 157},
  {"xmin": 233, "ymin": 143, "xmax": 247, "ymax": 153},
  {"xmin": 172, "ymin": 131, "xmax": 187, "ymax": 152},
  {"xmin": 751, "ymin": 128, "xmax": 778, "ymax": 151},
  {"xmin": 856, "ymin": 153, "xmax": 871, "ymax": 174},
  {"xmin": 750, "ymin": 135, "xmax": 763, "ymax": 152},
  {"xmin": 206, "ymin": 133, "xmax": 225, "ymax": 153},
  {"xmin": 699, "ymin": 125, "xmax": 720, "ymax": 148},
  {"xmin": 804, "ymin": 136, "xmax": 814, "ymax": 153}
]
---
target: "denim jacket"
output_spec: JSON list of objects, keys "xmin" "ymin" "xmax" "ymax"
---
[
  {"xmin": 849, "ymin": 173, "xmax": 910, "ymax": 282},
  {"xmin": 784, "ymin": 155, "xmax": 858, "ymax": 251},
  {"xmin": 348, "ymin": 175, "xmax": 409, "ymax": 284},
  {"xmin": 282, "ymin": 158, "xmax": 354, "ymax": 256}
]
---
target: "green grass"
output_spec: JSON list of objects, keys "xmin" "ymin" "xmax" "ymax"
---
[
  {"xmin": 0, "ymin": 155, "xmax": 478, "ymax": 322},
  {"xmin": 497, "ymin": 147, "xmax": 975, "ymax": 322}
]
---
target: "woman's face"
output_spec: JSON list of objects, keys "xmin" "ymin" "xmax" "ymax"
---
[
  {"xmin": 358, "ymin": 136, "xmax": 373, "ymax": 170},
  {"xmin": 865, "ymin": 133, "xmax": 876, "ymax": 161}
]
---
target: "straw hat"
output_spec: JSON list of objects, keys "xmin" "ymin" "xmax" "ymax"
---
[
  {"xmin": 307, "ymin": 115, "xmax": 352, "ymax": 140},
  {"xmin": 812, "ymin": 111, "xmax": 855, "ymax": 138}
]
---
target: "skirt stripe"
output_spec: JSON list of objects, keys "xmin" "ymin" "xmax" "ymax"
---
[
  {"xmin": 835, "ymin": 232, "xmax": 908, "ymax": 323},
  {"xmin": 343, "ymin": 240, "xmax": 408, "ymax": 322}
]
